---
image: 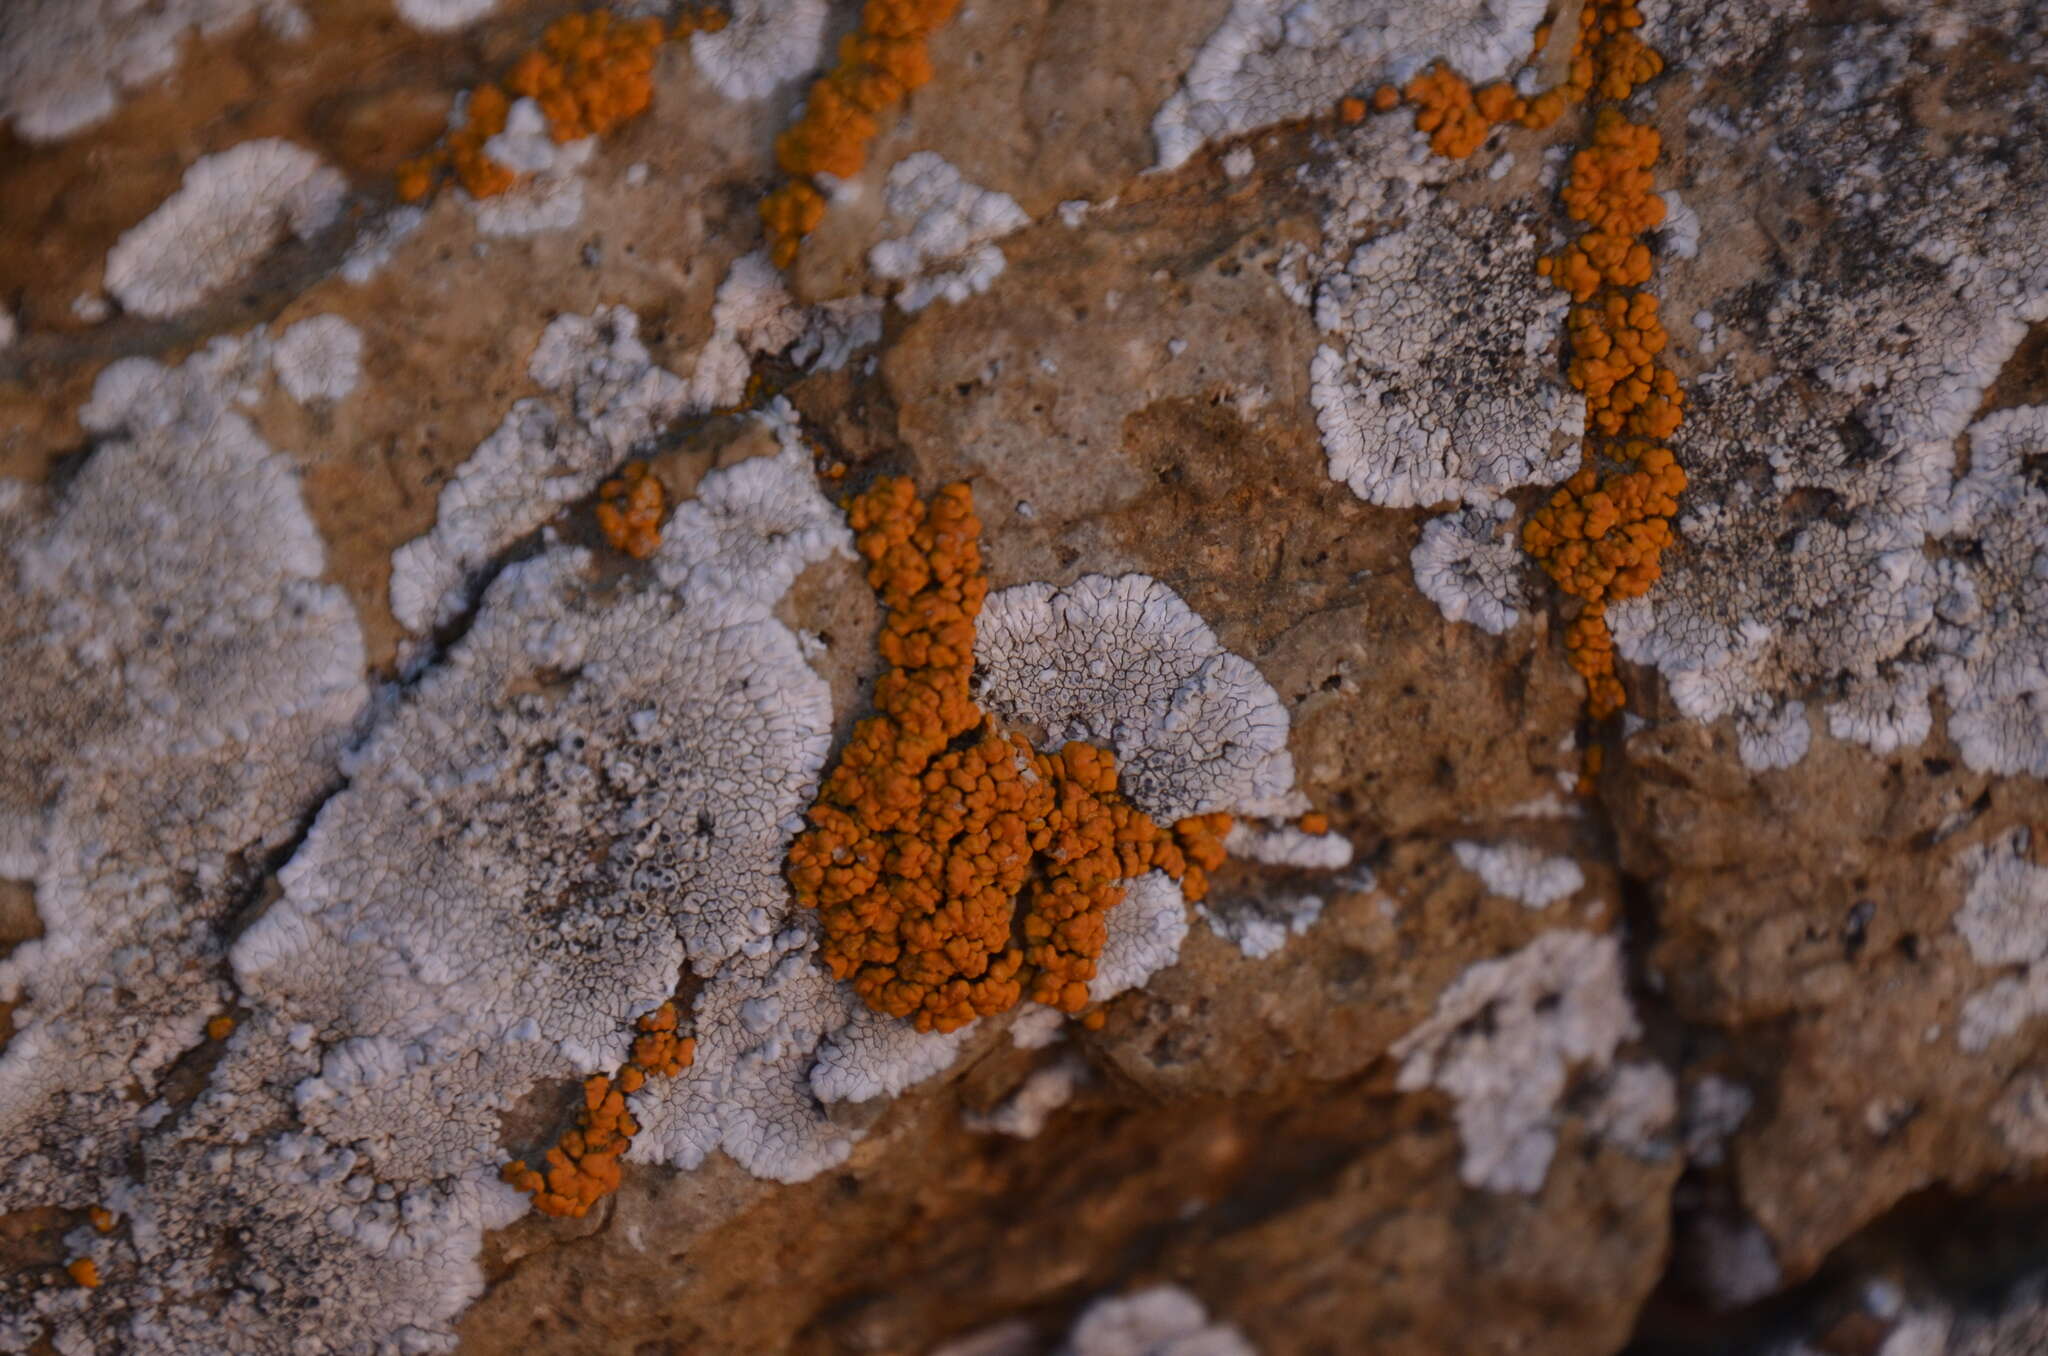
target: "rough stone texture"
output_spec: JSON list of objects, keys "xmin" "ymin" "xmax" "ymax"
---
[{"xmin": 1, "ymin": 0, "xmax": 2047, "ymax": 1352}]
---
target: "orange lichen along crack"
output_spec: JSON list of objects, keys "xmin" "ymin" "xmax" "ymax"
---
[
  {"xmin": 1339, "ymin": 0, "xmax": 1681, "ymax": 723},
  {"xmin": 66, "ymin": 1259, "xmax": 99, "ymax": 1289},
  {"xmin": 1520, "ymin": 0, "xmax": 1681, "ymax": 721},
  {"xmin": 596, "ymin": 460, "xmax": 667, "ymax": 559},
  {"xmin": 398, "ymin": 6, "xmax": 729, "ymax": 204},
  {"xmin": 786, "ymin": 478, "xmax": 1232, "ymax": 1034},
  {"xmin": 761, "ymin": 0, "xmax": 964, "ymax": 268},
  {"xmin": 501, "ymin": 1001, "xmax": 696, "ymax": 1219}
]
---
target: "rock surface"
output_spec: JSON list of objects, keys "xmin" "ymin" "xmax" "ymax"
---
[{"xmin": 0, "ymin": 0, "xmax": 2045, "ymax": 1352}]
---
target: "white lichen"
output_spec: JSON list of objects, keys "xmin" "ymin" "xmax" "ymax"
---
[
  {"xmin": 0, "ymin": 344, "xmax": 365, "ymax": 1342},
  {"xmin": 0, "ymin": 0, "xmax": 307, "ymax": 142},
  {"xmin": 869, "ymin": 152, "xmax": 1031, "ymax": 314},
  {"xmin": 1198, "ymin": 893, "xmax": 1325, "ymax": 959},
  {"xmin": 1090, "ymin": 872, "xmax": 1191, "ymax": 1003},
  {"xmin": 690, "ymin": 0, "xmax": 829, "ymax": 100},
  {"xmin": 389, "ymin": 304, "xmax": 690, "ymax": 634},
  {"xmin": 1412, "ymin": 504, "xmax": 1528, "ymax": 635},
  {"xmin": 470, "ymin": 136, "xmax": 595, "ymax": 238},
  {"xmin": 965, "ymin": 1054, "xmax": 1089, "ymax": 1140},
  {"xmin": 1307, "ymin": 183, "xmax": 1580, "ymax": 509},
  {"xmin": 1223, "ymin": 821, "xmax": 1354, "ymax": 871},
  {"xmin": 271, "ymin": 314, "xmax": 363, "ymax": 403},
  {"xmin": 1953, "ymin": 828, "xmax": 2048, "ymax": 1052},
  {"xmin": 1608, "ymin": 20, "xmax": 2048, "ymax": 769},
  {"xmin": 976, "ymin": 573, "xmax": 1300, "ymax": 822},
  {"xmin": 1392, "ymin": 930, "xmax": 1639, "ymax": 1193},
  {"xmin": 103, "ymin": 139, "xmax": 346, "ymax": 319},
  {"xmin": 1061, "ymin": 1285, "xmax": 1258, "ymax": 1356},
  {"xmin": 1152, "ymin": 0, "xmax": 1547, "ymax": 169},
  {"xmin": 1453, "ymin": 840, "xmax": 1585, "ymax": 909},
  {"xmin": 394, "ymin": 0, "xmax": 497, "ymax": 31}
]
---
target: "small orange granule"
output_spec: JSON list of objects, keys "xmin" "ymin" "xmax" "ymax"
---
[
  {"xmin": 596, "ymin": 461, "xmax": 666, "ymax": 559},
  {"xmin": 1337, "ymin": 96, "xmax": 1367, "ymax": 124},
  {"xmin": 205, "ymin": 1014, "xmax": 235, "ymax": 1041},
  {"xmin": 787, "ymin": 479, "xmax": 1231, "ymax": 1033},
  {"xmin": 1299, "ymin": 811, "xmax": 1330, "ymax": 835},
  {"xmin": 66, "ymin": 1259, "xmax": 98, "ymax": 1289},
  {"xmin": 1575, "ymin": 744, "xmax": 1606, "ymax": 796},
  {"xmin": 87, "ymin": 1207, "xmax": 116, "ymax": 1234},
  {"xmin": 762, "ymin": 0, "xmax": 964, "ymax": 267},
  {"xmin": 398, "ymin": 7, "xmax": 726, "ymax": 204},
  {"xmin": 501, "ymin": 1001, "xmax": 695, "ymax": 1218}
]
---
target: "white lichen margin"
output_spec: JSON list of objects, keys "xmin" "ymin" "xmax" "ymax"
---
[
  {"xmin": 869, "ymin": 152, "xmax": 1030, "ymax": 313},
  {"xmin": 1392, "ymin": 930, "xmax": 1641, "ymax": 1192},
  {"xmin": 1152, "ymin": 0, "xmax": 1548, "ymax": 169},
  {"xmin": 103, "ymin": 139, "xmax": 346, "ymax": 319}
]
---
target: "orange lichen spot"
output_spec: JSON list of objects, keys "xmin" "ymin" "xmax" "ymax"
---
[
  {"xmin": 761, "ymin": 0, "xmax": 963, "ymax": 267},
  {"xmin": 1299, "ymin": 811, "xmax": 1330, "ymax": 835},
  {"xmin": 502, "ymin": 1000, "xmax": 696, "ymax": 1218},
  {"xmin": 596, "ymin": 461, "xmax": 666, "ymax": 559},
  {"xmin": 67, "ymin": 1259, "xmax": 98, "ymax": 1289},
  {"xmin": 1370, "ymin": 83, "xmax": 1401, "ymax": 114},
  {"xmin": 397, "ymin": 7, "xmax": 725, "ymax": 203},
  {"xmin": 87, "ymin": 1207, "xmax": 116, "ymax": 1234},
  {"xmin": 787, "ymin": 479, "xmax": 1232, "ymax": 1033},
  {"xmin": 205, "ymin": 1014, "xmax": 235, "ymax": 1041},
  {"xmin": 1081, "ymin": 1009, "xmax": 1107, "ymax": 1031},
  {"xmin": 1337, "ymin": 95, "xmax": 1367, "ymax": 124}
]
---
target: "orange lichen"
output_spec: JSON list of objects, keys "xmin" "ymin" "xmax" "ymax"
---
[
  {"xmin": 596, "ymin": 461, "xmax": 666, "ymax": 559},
  {"xmin": 1335, "ymin": 0, "xmax": 1681, "ymax": 724},
  {"xmin": 1575, "ymin": 744, "xmax": 1605, "ymax": 797},
  {"xmin": 786, "ymin": 479, "xmax": 1232, "ymax": 1034},
  {"xmin": 501, "ymin": 1001, "xmax": 695, "ymax": 1219},
  {"xmin": 87, "ymin": 1207, "xmax": 116, "ymax": 1234},
  {"xmin": 66, "ymin": 1259, "xmax": 98, "ymax": 1289},
  {"xmin": 1338, "ymin": 95, "xmax": 1367, "ymax": 124},
  {"xmin": 1521, "ymin": 1, "xmax": 1681, "ymax": 721},
  {"xmin": 762, "ymin": 0, "xmax": 964, "ymax": 267},
  {"xmin": 204, "ymin": 1014, "xmax": 235, "ymax": 1041},
  {"xmin": 1299, "ymin": 811, "xmax": 1330, "ymax": 835},
  {"xmin": 398, "ymin": 7, "xmax": 727, "ymax": 204}
]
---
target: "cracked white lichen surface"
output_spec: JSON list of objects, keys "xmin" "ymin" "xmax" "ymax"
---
[
  {"xmin": 389, "ymin": 304, "xmax": 691, "ymax": 635},
  {"xmin": 1608, "ymin": 22, "xmax": 2048, "ymax": 771},
  {"xmin": 975, "ymin": 573, "xmax": 1301, "ymax": 824},
  {"xmin": 1152, "ymin": 0, "xmax": 1547, "ymax": 170},
  {"xmin": 103, "ymin": 138, "xmax": 346, "ymax": 319},
  {"xmin": 0, "ymin": 347, "xmax": 366, "ymax": 1341},
  {"xmin": 1392, "ymin": 930, "xmax": 1640, "ymax": 1193},
  {"xmin": 4, "ymin": 416, "xmax": 868, "ymax": 1352}
]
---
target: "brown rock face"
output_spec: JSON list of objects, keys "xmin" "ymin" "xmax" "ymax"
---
[{"xmin": 3, "ymin": 0, "xmax": 2048, "ymax": 1353}]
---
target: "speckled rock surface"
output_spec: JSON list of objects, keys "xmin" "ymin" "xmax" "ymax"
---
[{"xmin": 2, "ymin": 1, "xmax": 2047, "ymax": 1352}]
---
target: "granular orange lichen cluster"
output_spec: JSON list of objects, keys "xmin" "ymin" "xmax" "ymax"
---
[
  {"xmin": 500, "ymin": 1001, "xmax": 695, "ymax": 1219},
  {"xmin": 1522, "ymin": 0, "xmax": 1681, "ymax": 719},
  {"xmin": 66, "ymin": 1259, "xmax": 98, "ymax": 1290},
  {"xmin": 785, "ymin": 478, "xmax": 1230, "ymax": 1033},
  {"xmin": 1338, "ymin": 0, "xmax": 1680, "ymax": 722},
  {"xmin": 596, "ymin": 460, "xmax": 666, "ymax": 559},
  {"xmin": 760, "ymin": 0, "xmax": 963, "ymax": 268},
  {"xmin": 398, "ymin": 7, "xmax": 728, "ymax": 204}
]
